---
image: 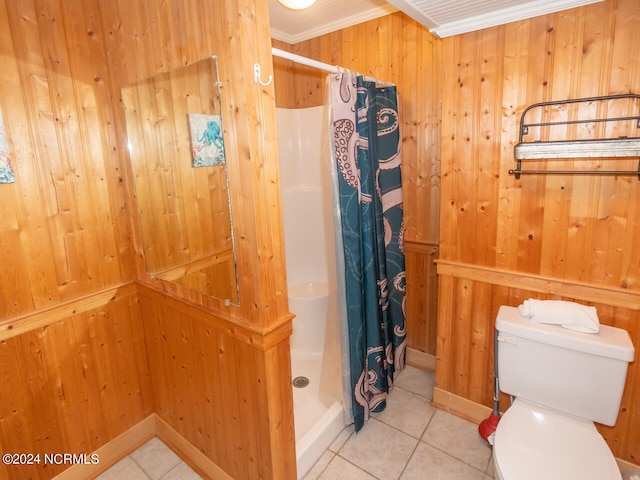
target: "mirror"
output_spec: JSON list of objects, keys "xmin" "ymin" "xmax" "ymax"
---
[{"xmin": 122, "ymin": 56, "xmax": 238, "ymax": 305}]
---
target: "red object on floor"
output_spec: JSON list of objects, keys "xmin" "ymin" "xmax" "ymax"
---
[{"xmin": 478, "ymin": 412, "xmax": 501, "ymax": 444}]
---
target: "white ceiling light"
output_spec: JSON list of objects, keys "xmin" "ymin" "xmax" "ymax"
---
[{"xmin": 277, "ymin": 0, "xmax": 317, "ymax": 10}]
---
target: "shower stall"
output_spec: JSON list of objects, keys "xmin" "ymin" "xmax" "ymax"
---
[{"xmin": 276, "ymin": 105, "xmax": 345, "ymax": 479}]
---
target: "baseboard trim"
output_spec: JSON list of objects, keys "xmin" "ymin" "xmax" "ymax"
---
[
  {"xmin": 155, "ymin": 416, "xmax": 233, "ymax": 480},
  {"xmin": 431, "ymin": 386, "xmax": 492, "ymax": 424},
  {"xmin": 51, "ymin": 414, "xmax": 233, "ymax": 480},
  {"xmin": 52, "ymin": 415, "xmax": 156, "ymax": 480},
  {"xmin": 406, "ymin": 347, "xmax": 436, "ymax": 371}
]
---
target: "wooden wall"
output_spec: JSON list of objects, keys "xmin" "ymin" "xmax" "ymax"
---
[
  {"xmin": 0, "ymin": 289, "xmax": 153, "ymax": 480},
  {"xmin": 1, "ymin": 0, "xmax": 296, "ymax": 478},
  {"xmin": 0, "ymin": 0, "xmax": 154, "ymax": 478},
  {"xmin": 99, "ymin": 0, "xmax": 289, "ymax": 330},
  {"xmin": 139, "ymin": 286, "xmax": 294, "ymax": 480},
  {"xmin": 272, "ymin": 12, "xmax": 442, "ymax": 356},
  {"xmin": 436, "ymin": 0, "xmax": 640, "ymax": 464},
  {"xmin": 98, "ymin": 0, "xmax": 296, "ymax": 477},
  {"xmin": 0, "ymin": 2, "xmax": 135, "ymax": 318},
  {"xmin": 3, "ymin": 0, "xmax": 637, "ymax": 477}
]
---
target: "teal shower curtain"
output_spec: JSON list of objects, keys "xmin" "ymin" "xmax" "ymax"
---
[{"xmin": 329, "ymin": 73, "xmax": 406, "ymax": 432}]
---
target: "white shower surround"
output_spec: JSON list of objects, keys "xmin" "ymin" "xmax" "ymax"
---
[{"xmin": 277, "ymin": 106, "xmax": 345, "ymax": 479}]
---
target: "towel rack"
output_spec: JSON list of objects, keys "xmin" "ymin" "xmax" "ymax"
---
[{"xmin": 510, "ymin": 94, "xmax": 640, "ymax": 180}]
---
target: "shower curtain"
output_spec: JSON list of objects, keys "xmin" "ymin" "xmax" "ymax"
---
[{"xmin": 329, "ymin": 73, "xmax": 406, "ymax": 432}]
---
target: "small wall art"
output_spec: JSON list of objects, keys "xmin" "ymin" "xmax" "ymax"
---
[
  {"xmin": 0, "ymin": 108, "xmax": 15, "ymax": 184},
  {"xmin": 188, "ymin": 113, "xmax": 225, "ymax": 167}
]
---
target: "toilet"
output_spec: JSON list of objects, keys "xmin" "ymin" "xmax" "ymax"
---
[{"xmin": 492, "ymin": 305, "xmax": 635, "ymax": 480}]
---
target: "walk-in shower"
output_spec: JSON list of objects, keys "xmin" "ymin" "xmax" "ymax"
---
[{"xmin": 277, "ymin": 106, "xmax": 345, "ymax": 478}]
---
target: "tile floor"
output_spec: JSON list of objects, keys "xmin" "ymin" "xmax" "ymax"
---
[
  {"xmin": 98, "ymin": 366, "xmax": 496, "ymax": 480},
  {"xmin": 302, "ymin": 366, "xmax": 494, "ymax": 480},
  {"xmin": 97, "ymin": 365, "xmax": 639, "ymax": 480},
  {"xmin": 95, "ymin": 437, "xmax": 202, "ymax": 480}
]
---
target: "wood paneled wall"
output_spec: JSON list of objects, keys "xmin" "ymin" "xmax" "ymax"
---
[
  {"xmin": 0, "ymin": 291, "xmax": 153, "ymax": 480},
  {"xmin": 0, "ymin": 0, "xmax": 134, "ymax": 318},
  {"xmin": 97, "ymin": 0, "xmax": 297, "ymax": 477},
  {"xmin": 4, "ymin": 0, "xmax": 637, "ymax": 477},
  {"xmin": 272, "ymin": 12, "xmax": 442, "ymax": 356},
  {"xmin": 0, "ymin": 0, "xmax": 154, "ymax": 478},
  {"xmin": 139, "ymin": 286, "xmax": 295, "ymax": 480},
  {"xmin": 437, "ymin": 0, "xmax": 640, "ymax": 464},
  {"xmin": 100, "ymin": 0, "xmax": 290, "ymax": 330},
  {"xmin": 1, "ymin": 0, "xmax": 297, "ymax": 478}
]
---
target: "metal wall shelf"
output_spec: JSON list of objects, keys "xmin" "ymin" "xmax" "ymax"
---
[{"xmin": 510, "ymin": 94, "xmax": 640, "ymax": 180}]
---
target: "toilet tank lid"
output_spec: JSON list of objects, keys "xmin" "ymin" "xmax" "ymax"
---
[{"xmin": 496, "ymin": 306, "xmax": 635, "ymax": 362}]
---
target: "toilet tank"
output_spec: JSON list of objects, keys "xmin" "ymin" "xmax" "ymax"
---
[{"xmin": 496, "ymin": 305, "xmax": 634, "ymax": 426}]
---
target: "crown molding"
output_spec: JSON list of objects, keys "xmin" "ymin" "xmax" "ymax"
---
[{"xmin": 270, "ymin": 3, "xmax": 397, "ymax": 44}]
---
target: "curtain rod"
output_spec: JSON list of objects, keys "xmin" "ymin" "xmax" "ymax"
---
[{"xmin": 271, "ymin": 47, "xmax": 394, "ymax": 87}]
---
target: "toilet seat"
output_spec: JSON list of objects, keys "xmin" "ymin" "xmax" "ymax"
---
[{"xmin": 493, "ymin": 399, "xmax": 621, "ymax": 480}]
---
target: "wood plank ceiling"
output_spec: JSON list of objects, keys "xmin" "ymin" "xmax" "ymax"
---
[{"xmin": 269, "ymin": 0, "xmax": 605, "ymax": 42}]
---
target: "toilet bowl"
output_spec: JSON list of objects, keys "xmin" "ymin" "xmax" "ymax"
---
[
  {"xmin": 493, "ymin": 399, "xmax": 621, "ymax": 480},
  {"xmin": 491, "ymin": 305, "xmax": 634, "ymax": 480}
]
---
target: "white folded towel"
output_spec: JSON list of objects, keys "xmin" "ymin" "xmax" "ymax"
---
[{"xmin": 517, "ymin": 299, "xmax": 600, "ymax": 334}]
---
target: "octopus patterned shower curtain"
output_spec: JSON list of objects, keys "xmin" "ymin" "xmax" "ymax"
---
[{"xmin": 328, "ymin": 72, "xmax": 406, "ymax": 432}]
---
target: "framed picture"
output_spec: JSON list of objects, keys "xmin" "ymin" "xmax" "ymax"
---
[
  {"xmin": 188, "ymin": 113, "xmax": 225, "ymax": 167},
  {"xmin": 0, "ymin": 108, "xmax": 15, "ymax": 184}
]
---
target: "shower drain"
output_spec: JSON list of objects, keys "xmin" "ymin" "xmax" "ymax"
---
[{"xmin": 292, "ymin": 376, "xmax": 310, "ymax": 388}]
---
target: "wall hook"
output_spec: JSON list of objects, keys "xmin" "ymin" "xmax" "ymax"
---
[{"xmin": 253, "ymin": 63, "xmax": 273, "ymax": 87}]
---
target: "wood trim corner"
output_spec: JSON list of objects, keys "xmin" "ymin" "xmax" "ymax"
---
[
  {"xmin": 136, "ymin": 283, "xmax": 293, "ymax": 351},
  {"xmin": 431, "ymin": 386, "xmax": 492, "ymax": 425},
  {"xmin": 51, "ymin": 415, "xmax": 156, "ymax": 480},
  {"xmin": 0, "ymin": 283, "xmax": 138, "ymax": 342},
  {"xmin": 51, "ymin": 414, "xmax": 233, "ymax": 480},
  {"xmin": 155, "ymin": 416, "xmax": 233, "ymax": 480},
  {"xmin": 406, "ymin": 347, "xmax": 436, "ymax": 371}
]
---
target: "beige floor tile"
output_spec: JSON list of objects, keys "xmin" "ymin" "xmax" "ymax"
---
[
  {"xmin": 371, "ymin": 386, "xmax": 436, "ymax": 438},
  {"xmin": 318, "ymin": 455, "xmax": 378, "ymax": 480},
  {"xmin": 394, "ymin": 366, "xmax": 435, "ymax": 400},
  {"xmin": 159, "ymin": 461, "xmax": 203, "ymax": 480},
  {"xmin": 486, "ymin": 454, "xmax": 495, "ymax": 478},
  {"xmin": 329, "ymin": 426, "xmax": 354, "ymax": 453},
  {"xmin": 339, "ymin": 418, "xmax": 419, "ymax": 480},
  {"xmin": 95, "ymin": 456, "xmax": 150, "ymax": 480},
  {"xmin": 303, "ymin": 450, "xmax": 336, "ymax": 480},
  {"xmin": 400, "ymin": 442, "xmax": 487, "ymax": 480},
  {"xmin": 130, "ymin": 437, "xmax": 182, "ymax": 480},
  {"xmin": 421, "ymin": 410, "xmax": 492, "ymax": 472}
]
